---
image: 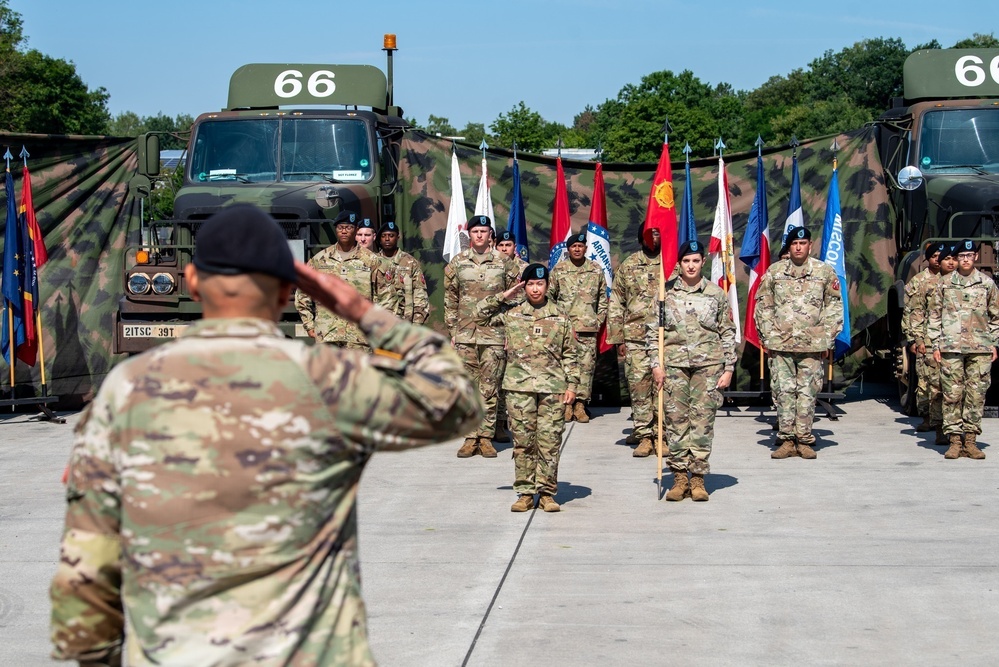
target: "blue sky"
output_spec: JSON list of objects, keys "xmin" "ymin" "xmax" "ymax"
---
[{"xmin": 12, "ymin": 0, "xmax": 997, "ymax": 131}]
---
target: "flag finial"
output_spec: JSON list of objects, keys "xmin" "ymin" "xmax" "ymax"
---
[
  {"xmin": 19, "ymin": 145, "xmax": 29, "ymax": 166},
  {"xmin": 831, "ymin": 138, "xmax": 840, "ymax": 171},
  {"xmin": 755, "ymin": 135, "xmax": 765, "ymax": 157},
  {"xmin": 715, "ymin": 137, "xmax": 726, "ymax": 158},
  {"xmin": 556, "ymin": 135, "xmax": 563, "ymax": 159},
  {"xmin": 683, "ymin": 143, "xmax": 692, "ymax": 162},
  {"xmin": 596, "ymin": 140, "xmax": 603, "ymax": 162},
  {"xmin": 662, "ymin": 117, "xmax": 673, "ymax": 144},
  {"xmin": 3, "ymin": 147, "xmax": 11, "ymax": 170},
  {"xmin": 512, "ymin": 140, "xmax": 517, "ymax": 161},
  {"xmin": 790, "ymin": 135, "xmax": 800, "ymax": 157},
  {"xmin": 479, "ymin": 138, "xmax": 488, "ymax": 158}
]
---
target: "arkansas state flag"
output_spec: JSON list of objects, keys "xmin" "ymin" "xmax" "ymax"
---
[
  {"xmin": 585, "ymin": 162, "xmax": 614, "ymax": 353},
  {"xmin": 709, "ymin": 156, "xmax": 742, "ymax": 343},
  {"xmin": 739, "ymin": 153, "xmax": 770, "ymax": 349},
  {"xmin": 643, "ymin": 143, "xmax": 678, "ymax": 278},
  {"xmin": 548, "ymin": 157, "xmax": 572, "ymax": 269}
]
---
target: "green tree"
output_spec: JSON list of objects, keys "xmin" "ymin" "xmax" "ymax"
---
[
  {"xmin": 489, "ymin": 102, "xmax": 559, "ymax": 153},
  {"xmin": 952, "ymin": 33, "xmax": 999, "ymax": 48},
  {"xmin": 806, "ymin": 38, "xmax": 908, "ymax": 115},
  {"xmin": 425, "ymin": 114, "xmax": 457, "ymax": 136},
  {"xmin": 769, "ymin": 95, "xmax": 872, "ymax": 143},
  {"xmin": 458, "ymin": 122, "xmax": 488, "ymax": 146}
]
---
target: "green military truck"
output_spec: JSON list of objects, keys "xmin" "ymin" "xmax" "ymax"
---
[
  {"xmin": 115, "ymin": 37, "xmax": 407, "ymax": 353},
  {"xmin": 880, "ymin": 48, "xmax": 999, "ymax": 413}
]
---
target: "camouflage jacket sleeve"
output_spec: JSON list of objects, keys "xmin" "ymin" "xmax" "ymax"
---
[
  {"xmin": 926, "ymin": 282, "xmax": 943, "ymax": 349},
  {"xmin": 817, "ymin": 268, "xmax": 845, "ymax": 350},
  {"xmin": 547, "ymin": 269, "xmax": 561, "ymax": 303},
  {"xmin": 902, "ymin": 273, "xmax": 927, "ymax": 345},
  {"xmin": 606, "ymin": 273, "xmax": 626, "ymax": 344},
  {"xmin": 989, "ymin": 281, "xmax": 999, "ymax": 347},
  {"xmin": 596, "ymin": 271, "xmax": 609, "ymax": 327},
  {"xmin": 311, "ymin": 307, "xmax": 484, "ymax": 450},
  {"xmin": 371, "ymin": 258, "xmax": 395, "ymax": 311},
  {"xmin": 473, "ymin": 293, "xmax": 505, "ymax": 326},
  {"xmin": 411, "ymin": 262, "xmax": 430, "ymax": 326},
  {"xmin": 717, "ymin": 289, "xmax": 739, "ymax": 372},
  {"xmin": 754, "ymin": 269, "xmax": 775, "ymax": 348},
  {"xmin": 443, "ymin": 261, "xmax": 458, "ymax": 338},
  {"xmin": 295, "ymin": 287, "xmax": 317, "ymax": 333},
  {"xmin": 563, "ymin": 318, "xmax": 581, "ymax": 394},
  {"xmin": 51, "ymin": 393, "xmax": 127, "ymax": 664}
]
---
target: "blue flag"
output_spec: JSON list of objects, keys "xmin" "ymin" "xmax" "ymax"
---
[
  {"xmin": 507, "ymin": 158, "xmax": 529, "ymax": 261},
  {"xmin": 819, "ymin": 167, "xmax": 851, "ymax": 359},
  {"xmin": 2, "ymin": 168, "xmax": 27, "ymax": 365},
  {"xmin": 678, "ymin": 160, "xmax": 697, "ymax": 247}
]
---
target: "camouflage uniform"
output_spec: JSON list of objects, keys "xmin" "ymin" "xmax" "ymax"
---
[
  {"xmin": 549, "ymin": 256, "xmax": 609, "ymax": 403},
  {"xmin": 50, "ymin": 310, "xmax": 482, "ymax": 667},
  {"xmin": 647, "ymin": 277, "xmax": 737, "ymax": 474},
  {"xmin": 296, "ymin": 244, "xmax": 393, "ymax": 350},
  {"xmin": 444, "ymin": 247, "xmax": 522, "ymax": 440},
  {"xmin": 755, "ymin": 257, "xmax": 844, "ymax": 445},
  {"xmin": 497, "ymin": 257, "xmax": 528, "ymax": 426},
  {"xmin": 927, "ymin": 268, "xmax": 999, "ymax": 436},
  {"xmin": 902, "ymin": 268, "xmax": 941, "ymax": 423},
  {"xmin": 607, "ymin": 249, "xmax": 661, "ymax": 440},
  {"xmin": 380, "ymin": 248, "xmax": 430, "ymax": 325},
  {"xmin": 477, "ymin": 294, "xmax": 579, "ymax": 497}
]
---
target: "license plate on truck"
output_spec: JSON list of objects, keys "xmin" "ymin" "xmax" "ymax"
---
[{"xmin": 122, "ymin": 324, "xmax": 189, "ymax": 338}]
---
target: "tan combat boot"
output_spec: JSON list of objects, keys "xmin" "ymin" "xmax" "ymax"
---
[
  {"xmin": 633, "ymin": 437, "xmax": 654, "ymax": 457},
  {"xmin": 456, "ymin": 438, "xmax": 478, "ymax": 458},
  {"xmin": 538, "ymin": 495, "xmax": 561, "ymax": 512},
  {"xmin": 511, "ymin": 494, "xmax": 535, "ymax": 512},
  {"xmin": 771, "ymin": 438, "xmax": 797, "ymax": 459},
  {"xmin": 935, "ymin": 425, "xmax": 947, "ymax": 445},
  {"xmin": 963, "ymin": 432, "xmax": 986, "ymax": 459},
  {"xmin": 689, "ymin": 474, "xmax": 709, "ymax": 502},
  {"xmin": 944, "ymin": 433, "xmax": 963, "ymax": 459},
  {"xmin": 564, "ymin": 404, "xmax": 574, "ymax": 422},
  {"xmin": 493, "ymin": 420, "xmax": 511, "ymax": 443},
  {"xmin": 665, "ymin": 470, "xmax": 689, "ymax": 501},
  {"xmin": 573, "ymin": 400, "xmax": 590, "ymax": 423},
  {"xmin": 797, "ymin": 440, "xmax": 817, "ymax": 459},
  {"xmin": 478, "ymin": 437, "xmax": 498, "ymax": 458}
]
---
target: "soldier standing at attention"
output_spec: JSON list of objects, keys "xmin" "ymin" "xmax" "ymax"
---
[
  {"xmin": 607, "ymin": 226, "xmax": 662, "ymax": 457},
  {"xmin": 378, "ymin": 220, "xmax": 430, "ymax": 325},
  {"xmin": 754, "ymin": 225, "xmax": 843, "ymax": 459},
  {"xmin": 550, "ymin": 232, "xmax": 608, "ymax": 423},
  {"xmin": 496, "ymin": 229, "xmax": 528, "ymax": 273},
  {"xmin": 295, "ymin": 209, "xmax": 392, "ymax": 351},
  {"xmin": 477, "ymin": 263, "xmax": 579, "ymax": 512},
  {"xmin": 445, "ymin": 215, "xmax": 522, "ymax": 458},
  {"xmin": 902, "ymin": 241, "xmax": 943, "ymax": 432},
  {"xmin": 50, "ymin": 204, "xmax": 482, "ymax": 667},
  {"xmin": 650, "ymin": 240, "xmax": 737, "ymax": 501},
  {"xmin": 493, "ymin": 228, "xmax": 527, "ymax": 439},
  {"xmin": 922, "ymin": 243, "xmax": 959, "ymax": 445},
  {"xmin": 355, "ymin": 217, "xmax": 377, "ymax": 250},
  {"xmin": 928, "ymin": 239, "xmax": 999, "ymax": 459}
]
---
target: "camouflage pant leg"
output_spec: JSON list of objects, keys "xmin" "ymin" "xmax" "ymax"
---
[
  {"xmin": 940, "ymin": 353, "xmax": 992, "ymax": 435},
  {"xmin": 770, "ymin": 352, "xmax": 824, "ymax": 443},
  {"xmin": 624, "ymin": 344, "xmax": 655, "ymax": 438},
  {"xmin": 497, "ymin": 389, "xmax": 508, "ymax": 423},
  {"xmin": 663, "ymin": 364, "xmax": 724, "ymax": 474},
  {"xmin": 926, "ymin": 354, "xmax": 943, "ymax": 425},
  {"xmin": 575, "ymin": 333, "xmax": 598, "ymax": 403},
  {"xmin": 455, "ymin": 343, "xmax": 504, "ymax": 439},
  {"xmin": 508, "ymin": 391, "xmax": 564, "ymax": 496},
  {"xmin": 915, "ymin": 352, "xmax": 931, "ymax": 417}
]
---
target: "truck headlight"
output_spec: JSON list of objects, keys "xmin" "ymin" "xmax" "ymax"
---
[
  {"xmin": 151, "ymin": 272, "xmax": 176, "ymax": 295},
  {"xmin": 128, "ymin": 272, "xmax": 151, "ymax": 295}
]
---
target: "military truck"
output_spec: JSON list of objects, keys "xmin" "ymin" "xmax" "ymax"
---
[
  {"xmin": 879, "ymin": 48, "xmax": 999, "ymax": 413},
  {"xmin": 115, "ymin": 36, "xmax": 407, "ymax": 353}
]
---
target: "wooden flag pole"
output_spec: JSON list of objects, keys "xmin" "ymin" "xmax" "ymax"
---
[
  {"xmin": 35, "ymin": 310, "xmax": 47, "ymax": 395},
  {"xmin": 656, "ymin": 259, "xmax": 665, "ymax": 499}
]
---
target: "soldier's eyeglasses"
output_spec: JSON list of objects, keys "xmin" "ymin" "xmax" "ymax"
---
[{"xmin": 957, "ymin": 252, "xmax": 976, "ymax": 259}]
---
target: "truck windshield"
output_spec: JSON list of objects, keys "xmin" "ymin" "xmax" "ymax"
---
[
  {"xmin": 919, "ymin": 109, "xmax": 999, "ymax": 173},
  {"xmin": 188, "ymin": 118, "xmax": 373, "ymax": 183}
]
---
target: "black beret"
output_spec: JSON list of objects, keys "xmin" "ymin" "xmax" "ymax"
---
[
  {"xmin": 939, "ymin": 243, "xmax": 958, "ymax": 260},
  {"xmin": 959, "ymin": 238, "xmax": 977, "ymax": 253},
  {"xmin": 568, "ymin": 233, "xmax": 587, "ymax": 247},
  {"xmin": 924, "ymin": 241, "xmax": 944, "ymax": 260},
  {"xmin": 679, "ymin": 239, "xmax": 706, "ymax": 258},
  {"xmin": 468, "ymin": 215, "xmax": 492, "ymax": 230},
  {"xmin": 787, "ymin": 226, "xmax": 811, "ymax": 241},
  {"xmin": 194, "ymin": 204, "xmax": 295, "ymax": 283},
  {"xmin": 379, "ymin": 221, "xmax": 399, "ymax": 235},
  {"xmin": 357, "ymin": 218, "xmax": 375, "ymax": 230},
  {"xmin": 334, "ymin": 210, "xmax": 359, "ymax": 226},
  {"xmin": 522, "ymin": 262, "xmax": 549, "ymax": 282},
  {"xmin": 497, "ymin": 230, "xmax": 515, "ymax": 243}
]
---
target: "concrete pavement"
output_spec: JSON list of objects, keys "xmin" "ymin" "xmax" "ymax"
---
[{"xmin": 3, "ymin": 384, "xmax": 999, "ymax": 665}]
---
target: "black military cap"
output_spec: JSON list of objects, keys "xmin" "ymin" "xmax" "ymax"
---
[
  {"xmin": 467, "ymin": 215, "xmax": 492, "ymax": 230},
  {"xmin": 194, "ymin": 204, "xmax": 295, "ymax": 283},
  {"xmin": 497, "ymin": 230, "xmax": 515, "ymax": 243},
  {"xmin": 522, "ymin": 262, "xmax": 549, "ymax": 283},
  {"xmin": 334, "ymin": 210, "xmax": 359, "ymax": 226},
  {"xmin": 568, "ymin": 233, "xmax": 587, "ymax": 247},
  {"xmin": 679, "ymin": 239, "xmax": 706, "ymax": 258},
  {"xmin": 379, "ymin": 221, "xmax": 399, "ymax": 235},
  {"xmin": 358, "ymin": 218, "xmax": 375, "ymax": 230},
  {"xmin": 787, "ymin": 226, "xmax": 811, "ymax": 241},
  {"xmin": 939, "ymin": 243, "xmax": 959, "ymax": 260},
  {"xmin": 959, "ymin": 238, "xmax": 977, "ymax": 253},
  {"xmin": 924, "ymin": 241, "xmax": 944, "ymax": 260}
]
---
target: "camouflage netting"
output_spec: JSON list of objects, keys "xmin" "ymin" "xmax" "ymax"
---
[
  {"xmin": 395, "ymin": 128, "xmax": 892, "ymax": 393},
  {"xmin": 0, "ymin": 133, "xmax": 139, "ymax": 406}
]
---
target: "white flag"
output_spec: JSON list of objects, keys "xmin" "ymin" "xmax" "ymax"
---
[
  {"xmin": 473, "ymin": 155, "xmax": 495, "ymax": 229},
  {"xmin": 443, "ymin": 149, "xmax": 468, "ymax": 262},
  {"xmin": 709, "ymin": 156, "xmax": 742, "ymax": 343}
]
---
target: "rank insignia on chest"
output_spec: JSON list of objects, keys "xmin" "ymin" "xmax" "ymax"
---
[{"xmin": 534, "ymin": 325, "xmax": 543, "ymax": 336}]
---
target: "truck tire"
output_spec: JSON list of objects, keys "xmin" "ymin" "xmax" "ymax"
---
[{"xmin": 896, "ymin": 345, "xmax": 919, "ymax": 416}]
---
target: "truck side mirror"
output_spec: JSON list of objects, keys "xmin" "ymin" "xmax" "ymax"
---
[
  {"xmin": 137, "ymin": 133, "xmax": 161, "ymax": 178},
  {"xmin": 897, "ymin": 166, "xmax": 924, "ymax": 191}
]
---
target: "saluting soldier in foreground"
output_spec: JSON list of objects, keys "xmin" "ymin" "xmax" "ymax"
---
[
  {"xmin": 477, "ymin": 263, "xmax": 579, "ymax": 512},
  {"xmin": 549, "ymin": 232, "xmax": 608, "ymax": 423},
  {"xmin": 295, "ymin": 209, "xmax": 394, "ymax": 350},
  {"xmin": 902, "ymin": 241, "xmax": 943, "ymax": 433},
  {"xmin": 928, "ymin": 239, "xmax": 999, "ymax": 459},
  {"xmin": 608, "ymin": 226, "xmax": 662, "ymax": 456},
  {"xmin": 378, "ymin": 220, "xmax": 430, "ymax": 325},
  {"xmin": 50, "ymin": 204, "xmax": 483, "ymax": 667},
  {"xmin": 754, "ymin": 226, "xmax": 843, "ymax": 459},
  {"xmin": 445, "ymin": 215, "xmax": 522, "ymax": 458},
  {"xmin": 650, "ymin": 240, "xmax": 737, "ymax": 501}
]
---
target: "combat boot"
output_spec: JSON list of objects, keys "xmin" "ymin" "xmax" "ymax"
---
[
  {"xmin": 944, "ymin": 433, "xmax": 963, "ymax": 459},
  {"xmin": 456, "ymin": 438, "xmax": 478, "ymax": 458},
  {"xmin": 689, "ymin": 474, "xmax": 709, "ymax": 502},
  {"xmin": 493, "ymin": 420, "xmax": 511, "ymax": 443},
  {"xmin": 564, "ymin": 404, "xmax": 574, "ymax": 422},
  {"xmin": 771, "ymin": 438, "xmax": 797, "ymax": 459},
  {"xmin": 573, "ymin": 400, "xmax": 590, "ymax": 423},
  {"xmin": 538, "ymin": 495, "xmax": 561, "ymax": 512},
  {"xmin": 478, "ymin": 437, "xmax": 498, "ymax": 458},
  {"xmin": 963, "ymin": 432, "xmax": 986, "ymax": 459},
  {"xmin": 665, "ymin": 470, "xmax": 689, "ymax": 501},
  {"xmin": 511, "ymin": 494, "xmax": 535, "ymax": 512},
  {"xmin": 915, "ymin": 416, "xmax": 934, "ymax": 432},
  {"xmin": 935, "ymin": 425, "xmax": 947, "ymax": 445},
  {"xmin": 796, "ymin": 440, "xmax": 817, "ymax": 459},
  {"xmin": 633, "ymin": 437, "xmax": 654, "ymax": 457},
  {"xmin": 625, "ymin": 433, "xmax": 639, "ymax": 445}
]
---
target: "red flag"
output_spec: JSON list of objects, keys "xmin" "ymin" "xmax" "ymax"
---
[
  {"xmin": 21, "ymin": 166, "xmax": 48, "ymax": 268},
  {"xmin": 548, "ymin": 157, "xmax": 572, "ymax": 269},
  {"xmin": 642, "ymin": 143, "xmax": 679, "ymax": 278},
  {"xmin": 585, "ymin": 163, "xmax": 614, "ymax": 353}
]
